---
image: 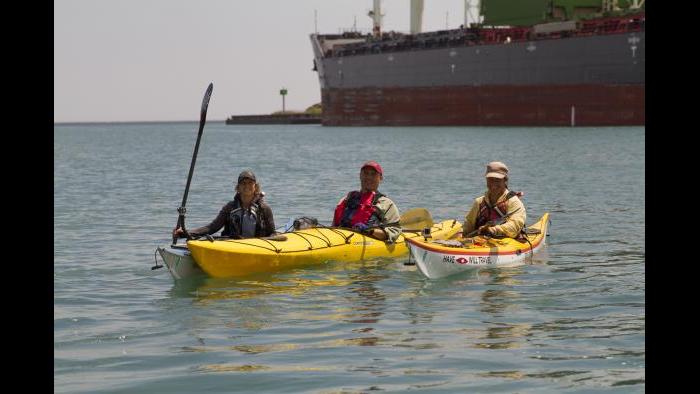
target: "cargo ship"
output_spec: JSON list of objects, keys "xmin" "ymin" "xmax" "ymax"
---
[{"xmin": 310, "ymin": 0, "xmax": 645, "ymax": 126}]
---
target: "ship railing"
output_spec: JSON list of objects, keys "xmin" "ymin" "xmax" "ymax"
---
[
  {"xmin": 338, "ymin": 28, "xmax": 371, "ymax": 36},
  {"xmin": 323, "ymin": 12, "xmax": 644, "ymax": 58}
]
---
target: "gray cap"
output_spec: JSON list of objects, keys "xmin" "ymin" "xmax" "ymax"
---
[{"xmin": 237, "ymin": 170, "xmax": 256, "ymax": 184}]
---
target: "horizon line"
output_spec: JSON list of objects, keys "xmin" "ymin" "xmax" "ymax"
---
[{"xmin": 54, "ymin": 119, "xmax": 228, "ymax": 125}]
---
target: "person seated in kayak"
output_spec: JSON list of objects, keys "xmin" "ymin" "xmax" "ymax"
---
[
  {"xmin": 462, "ymin": 161, "xmax": 526, "ymax": 238},
  {"xmin": 172, "ymin": 170, "xmax": 276, "ymax": 239},
  {"xmin": 332, "ymin": 160, "xmax": 401, "ymax": 243}
]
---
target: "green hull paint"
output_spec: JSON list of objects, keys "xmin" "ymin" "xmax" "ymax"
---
[{"xmin": 481, "ymin": 0, "xmax": 645, "ymax": 26}]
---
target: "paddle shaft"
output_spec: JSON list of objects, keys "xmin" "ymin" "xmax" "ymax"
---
[
  {"xmin": 173, "ymin": 83, "xmax": 214, "ymax": 245},
  {"xmin": 363, "ymin": 207, "xmax": 433, "ymax": 231},
  {"xmin": 358, "ymin": 208, "xmax": 433, "ymax": 232},
  {"xmin": 360, "ymin": 220, "xmax": 400, "ymax": 238},
  {"xmin": 463, "ymin": 207, "xmax": 521, "ymax": 238}
]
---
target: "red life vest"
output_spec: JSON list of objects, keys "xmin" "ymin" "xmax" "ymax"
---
[
  {"xmin": 475, "ymin": 190, "xmax": 521, "ymax": 228},
  {"xmin": 333, "ymin": 191, "xmax": 383, "ymax": 227}
]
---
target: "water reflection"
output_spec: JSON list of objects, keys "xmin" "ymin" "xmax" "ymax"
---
[
  {"xmin": 474, "ymin": 267, "xmax": 532, "ymax": 350},
  {"xmin": 165, "ymin": 267, "xmax": 358, "ymax": 336},
  {"xmin": 195, "ymin": 363, "xmax": 334, "ymax": 373},
  {"xmin": 168, "ymin": 269, "xmax": 354, "ymax": 302},
  {"xmin": 165, "ymin": 259, "xmax": 393, "ymax": 345},
  {"xmin": 400, "ymin": 277, "xmax": 447, "ymax": 325},
  {"xmin": 344, "ymin": 268, "xmax": 388, "ymax": 325},
  {"xmin": 408, "ymin": 266, "xmax": 533, "ymax": 351}
]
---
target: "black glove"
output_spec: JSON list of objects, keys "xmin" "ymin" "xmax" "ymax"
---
[{"xmin": 352, "ymin": 223, "xmax": 371, "ymax": 234}]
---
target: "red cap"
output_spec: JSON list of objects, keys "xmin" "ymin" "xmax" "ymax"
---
[{"xmin": 361, "ymin": 160, "xmax": 383, "ymax": 176}]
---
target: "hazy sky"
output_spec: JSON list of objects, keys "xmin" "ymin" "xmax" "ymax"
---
[{"xmin": 55, "ymin": 0, "xmax": 475, "ymax": 122}]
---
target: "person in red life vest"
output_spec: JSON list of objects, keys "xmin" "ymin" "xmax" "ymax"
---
[
  {"xmin": 332, "ymin": 161, "xmax": 401, "ymax": 243},
  {"xmin": 462, "ymin": 161, "xmax": 526, "ymax": 238},
  {"xmin": 172, "ymin": 170, "xmax": 276, "ymax": 239}
]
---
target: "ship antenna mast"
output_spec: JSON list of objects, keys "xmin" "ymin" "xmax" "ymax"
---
[
  {"xmin": 464, "ymin": 0, "xmax": 483, "ymax": 27},
  {"xmin": 368, "ymin": 0, "xmax": 383, "ymax": 37},
  {"xmin": 410, "ymin": 0, "xmax": 424, "ymax": 34}
]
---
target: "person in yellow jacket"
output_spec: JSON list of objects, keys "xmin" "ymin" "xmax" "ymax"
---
[{"xmin": 462, "ymin": 161, "xmax": 526, "ymax": 238}]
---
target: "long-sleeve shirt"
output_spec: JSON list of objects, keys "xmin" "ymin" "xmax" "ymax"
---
[
  {"xmin": 375, "ymin": 195, "xmax": 401, "ymax": 243},
  {"xmin": 189, "ymin": 195, "xmax": 276, "ymax": 238},
  {"xmin": 463, "ymin": 189, "xmax": 526, "ymax": 238}
]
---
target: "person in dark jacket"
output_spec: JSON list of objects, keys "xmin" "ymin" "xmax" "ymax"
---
[{"xmin": 172, "ymin": 170, "xmax": 276, "ymax": 239}]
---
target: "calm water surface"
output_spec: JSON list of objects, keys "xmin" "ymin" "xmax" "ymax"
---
[{"xmin": 54, "ymin": 123, "xmax": 644, "ymax": 393}]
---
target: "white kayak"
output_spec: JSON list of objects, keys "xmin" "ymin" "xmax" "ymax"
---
[
  {"xmin": 406, "ymin": 213, "xmax": 550, "ymax": 279},
  {"xmin": 156, "ymin": 244, "xmax": 204, "ymax": 280}
]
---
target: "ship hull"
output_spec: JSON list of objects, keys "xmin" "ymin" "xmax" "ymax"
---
[
  {"xmin": 312, "ymin": 30, "xmax": 644, "ymax": 126},
  {"xmin": 322, "ymin": 84, "xmax": 644, "ymax": 126}
]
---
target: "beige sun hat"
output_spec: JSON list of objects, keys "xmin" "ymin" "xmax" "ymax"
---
[{"xmin": 485, "ymin": 161, "xmax": 509, "ymax": 179}]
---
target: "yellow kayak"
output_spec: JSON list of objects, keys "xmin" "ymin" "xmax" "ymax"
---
[
  {"xmin": 187, "ymin": 219, "xmax": 462, "ymax": 278},
  {"xmin": 406, "ymin": 213, "xmax": 550, "ymax": 279}
]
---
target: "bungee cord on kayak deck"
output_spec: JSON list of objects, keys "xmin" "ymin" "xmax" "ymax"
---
[
  {"xmin": 187, "ymin": 228, "xmax": 350, "ymax": 254},
  {"xmin": 288, "ymin": 231, "xmax": 322, "ymax": 250},
  {"xmin": 191, "ymin": 219, "xmax": 456, "ymax": 256},
  {"xmin": 200, "ymin": 216, "xmax": 453, "ymax": 255}
]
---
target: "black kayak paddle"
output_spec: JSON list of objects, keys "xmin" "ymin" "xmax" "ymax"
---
[{"xmin": 172, "ymin": 83, "xmax": 214, "ymax": 246}]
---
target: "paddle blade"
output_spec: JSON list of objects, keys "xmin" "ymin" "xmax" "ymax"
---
[
  {"xmin": 399, "ymin": 208, "xmax": 434, "ymax": 231},
  {"xmin": 200, "ymin": 83, "xmax": 213, "ymax": 123}
]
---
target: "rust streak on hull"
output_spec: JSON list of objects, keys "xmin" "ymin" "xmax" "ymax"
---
[{"xmin": 322, "ymin": 85, "xmax": 644, "ymax": 126}]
